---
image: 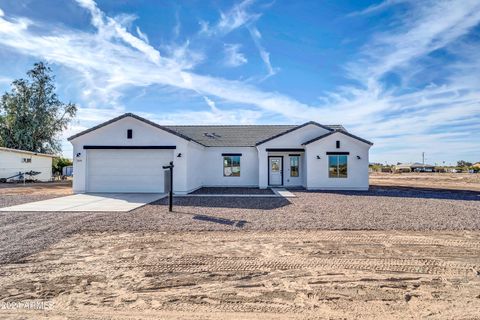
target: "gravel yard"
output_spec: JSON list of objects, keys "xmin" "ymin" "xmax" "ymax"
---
[
  {"xmin": 191, "ymin": 187, "xmax": 274, "ymax": 195},
  {"xmin": 0, "ymin": 186, "xmax": 479, "ymax": 264}
]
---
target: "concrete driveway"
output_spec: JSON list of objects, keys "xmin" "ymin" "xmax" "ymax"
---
[{"xmin": 0, "ymin": 193, "xmax": 166, "ymax": 212}]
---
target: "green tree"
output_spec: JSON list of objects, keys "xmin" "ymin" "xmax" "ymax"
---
[
  {"xmin": 52, "ymin": 157, "xmax": 73, "ymax": 175},
  {"xmin": 457, "ymin": 160, "xmax": 472, "ymax": 167},
  {"xmin": 0, "ymin": 62, "xmax": 77, "ymax": 154}
]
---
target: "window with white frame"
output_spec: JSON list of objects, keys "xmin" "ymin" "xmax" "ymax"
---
[
  {"xmin": 290, "ymin": 156, "xmax": 299, "ymax": 177},
  {"xmin": 328, "ymin": 155, "xmax": 347, "ymax": 178},
  {"xmin": 223, "ymin": 155, "xmax": 241, "ymax": 177},
  {"xmin": 22, "ymin": 158, "xmax": 32, "ymax": 163}
]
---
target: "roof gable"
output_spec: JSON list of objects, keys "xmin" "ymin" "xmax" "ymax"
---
[
  {"xmin": 302, "ymin": 130, "xmax": 373, "ymax": 146},
  {"xmin": 68, "ymin": 113, "xmax": 201, "ymax": 144},
  {"xmin": 255, "ymin": 121, "xmax": 334, "ymax": 146}
]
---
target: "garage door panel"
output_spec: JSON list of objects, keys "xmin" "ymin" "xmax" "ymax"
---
[
  {"xmin": 87, "ymin": 149, "xmax": 173, "ymax": 193},
  {"xmin": 88, "ymin": 176, "xmax": 163, "ymax": 192},
  {"xmin": 89, "ymin": 164, "xmax": 165, "ymax": 175}
]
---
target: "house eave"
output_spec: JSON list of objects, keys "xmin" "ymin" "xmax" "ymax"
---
[
  {"xmin": 67, "ymin": 113, "xmax": 205, "ymax": 146},
  {"xmin": 302, "ymin": 130, "xmax": 373, "ymax": 146},
  {"xmin": 255, "ymin": 121, "xmax": 334, "ymax": 146}
]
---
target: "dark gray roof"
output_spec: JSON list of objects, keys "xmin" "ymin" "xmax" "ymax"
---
[
  {"xmin": 68, "ymin": 113, "xmax": 347, "ymax": 147},
  {"xmin": 159, "ymin": 123, "xmax": 345, "ymax": 147},
  {"xmin": 302, "ymin": 130, "xmax": 373, "ymax": 146},
  {"xmin": 165, "ymin": 125, "xmax": 294, "ymax": 147}
]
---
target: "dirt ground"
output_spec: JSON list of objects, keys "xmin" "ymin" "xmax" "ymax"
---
[
  {"xmin": 370, "ymin": 172, "xmax": 480, "ymax": 191},
  {"xmin": 0, "ymin": 181, "xmax": 72, "ymax": 196},
  {"xmin": 0, "ymin": 230, "xmax": 479, "ymax": 319},
  {"xmin": 0, "ymin": 177, "xmax": 479, "ymax": 319}
]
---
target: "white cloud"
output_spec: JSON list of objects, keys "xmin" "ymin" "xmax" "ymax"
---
[
  {"xmin": 0, "ymin": 0, "xmax": 479, "ymax": 163},
  {"xmin": 223, "ymin": 43, "xmax": 247, "ymax": 67},
  {"xmin": 347, "ymin": 0, "xmax": 409, "ymax": 17},
  {"xmin": 75, "ymin": 0, "xmax": 161, "ymax": 64},
  {"xmin": 0, "ymin": 76, "xmax": 11, "ymax": 84},
  {"xmin": 354, "ymin": 0, "xmax": 480, "ymax": 80},
  {"xmin": 203, "ymin": 96, "xmax": 218, "ymax": 110},
  {"xmin": 135, "ymin": 26, "xmax": 149, "ymax": 43},
  {"xmin": 202, "ymin": 0, "xmax": 260, "ymax": 36},
  {"xmin": 248, "ymin": 26, "xmax": 277, "ymax": 78},
  {"xmin": 163, "ymin": 40, "xmax": 204, "ymax": 70},
  {"xmin": 200, "ymin": 0, "xmax": 276, "ymax": 78}
]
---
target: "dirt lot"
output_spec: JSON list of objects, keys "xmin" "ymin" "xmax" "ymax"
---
[
  {"xmin": 370, "ymin": 172, "xmax": 480, "ymax": 191},
  {"xmin": 0, "ymin": 178, "xmax": 479, "ymax": 319},
  {"xmin": 1, "ymin": 230, "xmax": 479, "ymax": 319}
]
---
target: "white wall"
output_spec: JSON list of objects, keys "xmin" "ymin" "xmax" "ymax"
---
[
  {"xmin": 0, "ymin": 150, "xmax": 52, "ymax": 182},
  {"xmin": 257, "ymin": 124, "xmax": 330, "ymax": 188},
  {"xmin": 305, "ymin": 132, "xmax": 370, "ymax": 190},
  {"xmin": 202, "ymin": 147, "xmax": 259, "ymax": 187},
  {"xmin": 70, "ymin": 116, "xmax": 194, "ymax": 193},
  {"xmin": 185, "ymin": 141, "xmax": 205, "ymax": 192}
]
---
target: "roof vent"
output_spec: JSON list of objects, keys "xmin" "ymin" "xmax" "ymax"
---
[{"xmin": 204, "ymin": 132, "xmax": 221, "ymax": 139}]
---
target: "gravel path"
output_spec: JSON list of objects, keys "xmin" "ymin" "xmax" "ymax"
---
[{"xmin": 0, "ymin": 186, "xmax": 479, "ymax": 264}]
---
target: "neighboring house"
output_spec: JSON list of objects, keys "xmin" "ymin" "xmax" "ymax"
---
[
  {"xmin": 473, "ymin": 162, "xmax": 480, "ymax": 169},
  {"xmin": 62, "ymin": 165, "xmax": 74, "ymax": 176},
  {"xmin": 68, "ymin": 113, "xmax": 373, "ymax": 194},
  {"xmin": 0, "ymin": 147, "xmax": 55, "ymax": 182},
  {"xmin": 394, "ymin": 162, "xmax": 435, "ymax": 172}
]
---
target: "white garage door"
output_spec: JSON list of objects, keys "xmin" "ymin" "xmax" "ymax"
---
[{"xmin": 86, "ymin": 149, "xmax": 173, "ymax": 193}]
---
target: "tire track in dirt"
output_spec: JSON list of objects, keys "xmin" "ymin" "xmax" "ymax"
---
[
  {"xmin": 1, "ymin": 230, "xmax": 479, "ymax": 319},
  {"xmin": 136, "ymin": 256, "xmax": 478, "ymax": 276}
]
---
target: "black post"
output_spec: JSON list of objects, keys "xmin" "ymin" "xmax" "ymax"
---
[
  {"xmin": 169, "ymin": 161, "xmax": 173, "ymax": 212},
  {"xmin": 163, "ymin": 161, "xmax": 174, "ymax": 212}
]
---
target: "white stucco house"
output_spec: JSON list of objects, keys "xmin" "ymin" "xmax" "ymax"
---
[
  {"xmin": 0, "ymin": 147, "xmax": 55, "ymax": 182},
  {"xmin": 68, "ymin": 113, "xmax": 372, "ymax": 194}
]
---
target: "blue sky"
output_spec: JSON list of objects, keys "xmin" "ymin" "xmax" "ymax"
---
[{"xmin": 0, "ymin": 0, "xmax": 479, "ymax": 165}]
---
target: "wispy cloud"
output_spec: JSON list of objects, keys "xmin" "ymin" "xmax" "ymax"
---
[
  {"xmin": 0, "ymin": 0, "xmax": 308, "ymax": 128},
  {"xmin": 135, "ymin": 26, "xmax": 149, "ymax": 43},
  {"xmin": 200, "ymin": 0, "xmax": 260, "ymax": 36},
  {"xmin": 200, "ymin": 0, "xmax": 276, "ymax": 78},
  {"xmin": 223, "ymin": 43, "xmax": 248, "ymax": 67},
  {"xmin": 248, "ymin": 26, "xmax": 277, "ymax": 78},
  {"xmin": 76, "ymin": 0, "xmax": 161, "ymax": 64},
  {"xmin": 173, "ymin": 10, "xmax": 181, "ymax": 39},
  {"xmin": 318, "ymin": 0, "xmax": 480, "ymax": 162},
  {"xmin": 0, "ymin": 0, "xmax": 479, "ymax": 163},
  {"xmin": 347, "ymin": 0, "xmax": 409, "ymax": 17}
]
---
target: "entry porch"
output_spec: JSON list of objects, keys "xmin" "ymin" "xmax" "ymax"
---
[{"xmin": 258, "ymin": 148, "xmax": 306, "ymax": 188}]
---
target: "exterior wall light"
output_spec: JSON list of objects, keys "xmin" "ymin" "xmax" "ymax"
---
[
  {"xmin": 316, "ymin": 155, "xmax": 321, "ymax": 159},
  {"xmin": 177, "ymin": 153, "xmax": 182, "ymax": 158},
  {"xmin": 357, "ymin": 155, "xmax": 361, "ymax": 159},
  {"xmin": 76, "ymin": 152, "xmax": 82, "ymax": 157}
]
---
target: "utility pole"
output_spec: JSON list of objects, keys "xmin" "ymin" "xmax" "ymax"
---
[{"xmin": 422, "ymin": 152, "xmax": 425, "ymax": 165}]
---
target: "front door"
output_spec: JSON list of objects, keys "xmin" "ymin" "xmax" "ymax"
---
[{"xmin": 269, "ymin": 157, "xmax": 283, "ymax": 186}]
